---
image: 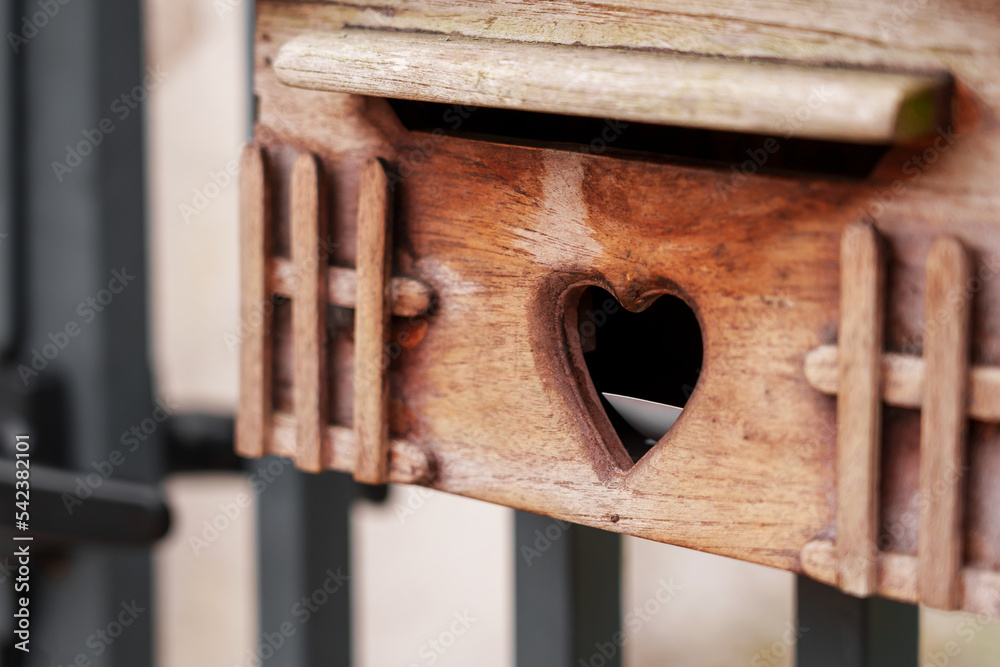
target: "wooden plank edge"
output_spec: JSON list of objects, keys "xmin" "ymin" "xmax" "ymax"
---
[
  {"xmin": 270, "ymin": 258, "xmax": 434, "ymax": 317},
  {"xmin": 918, "ymin": 236, "xmax": 971, "ymax": 610},
  {"xmin": 353, "ymin": 157, "xmax": 393, "ymax": 484},
  {"xmin": 804, "ymin": 345, "xmax": 1000, "ymax": 423},
  {"xmin": 802, "ymin": 539, "xmax": 1000, "ymax": 617},
  {"xmin": 236, "ymin": 143, "xmax": 271, "ymax": 458},
  {"xmin": 274, "ymin": 29, "xmax": 950, "ymax": 143},
  {"xmin": 835, "ymin": 223, "xmax": 885, "ymax": 596},
  {"xmin": 271, "ymin": 412, "xmax": 437, "ymax": 485}
]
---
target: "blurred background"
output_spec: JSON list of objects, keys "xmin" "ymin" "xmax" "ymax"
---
[{"xmin": 0, "ymin": 0, "xmax": 997, "ymax": 664}]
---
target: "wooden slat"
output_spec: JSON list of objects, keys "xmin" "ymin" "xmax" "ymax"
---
[
  {"xmin": 270, "ymin": 412, "xmax": 436, "ymax": 484},
  {"xmin": 804, "ymin": 346, "xmax": 1000, "ymax": 422},
  {"xmin": 802, "ymin": 539, "xmax": 1000, "ymax": 617},
  {"xmin": 274, "ymin": 29, "xmax": 950, "ymax": 144},
  {"xmin": 353, "ymin": 158, "xmax": 392, "ymax": 484},
  {"xmin": 835, "ymin": 224, "xmax": 886, "ymax": 597},
  {"xmin": 291, "ymin": 153, "xmax": 328, "ymax": 472},
  {"xmin": 918, "ymin": 237, "xmax": 971, "ymax": 610},
  {"xmin": 269, "ymin": 259, "xmax": 433, "ymax": 317},
  {"xmin": 236, "ymin": 144, "xmax": 271, "ymax": 458}
]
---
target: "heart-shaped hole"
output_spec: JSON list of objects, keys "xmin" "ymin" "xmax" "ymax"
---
[{"xmin": 576, "ymin": 286, "xmax": 703, "ymax": 464}]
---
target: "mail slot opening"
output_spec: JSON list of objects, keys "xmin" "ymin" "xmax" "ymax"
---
[
  {"xmin": 387, "ymin": 99, "xmax": 889, "ymax": 179},
  {"xmin": 578, "ymin": 287, "xmax": 703, "ymax": 463}
]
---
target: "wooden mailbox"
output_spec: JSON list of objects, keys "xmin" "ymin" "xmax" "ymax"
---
[{"xmin": 238, "ymin": 0, "xmax": 1000, "ymax": 616}]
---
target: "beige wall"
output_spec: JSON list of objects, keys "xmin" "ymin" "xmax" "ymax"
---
[{"xmin": 146, "ymin": 0, "xmax": 244, "ymax": 414}]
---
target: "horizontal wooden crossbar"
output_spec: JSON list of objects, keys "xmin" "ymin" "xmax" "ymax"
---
[
  {"xmin": 269, "ymin": 258, "xmax": 434, "ymax": 317},
  {"xmin": 804, "ymin": 344, "xmax": 1000, "ymax": 422},
  {"xmin": 270, "ymin": 412, "xmax": 436, "ymax": 484}
]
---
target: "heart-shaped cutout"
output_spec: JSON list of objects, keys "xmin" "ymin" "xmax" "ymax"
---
[{"xmin": 575, "ymin": 286, "xmax": 703, "ymax": 464}]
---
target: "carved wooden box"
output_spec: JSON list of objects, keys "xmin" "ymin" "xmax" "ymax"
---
[{"xmin": 238, "ymin": 0, "xmax": 1000, "ymax": 616}]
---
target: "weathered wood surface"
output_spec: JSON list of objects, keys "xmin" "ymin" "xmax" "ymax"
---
[
  {"xmin": 269, "ymin": 260, "xmax": 433, "ymax": 317},
  {"xmin": 236, "ymin": 145, "xmax": 270, "ymax": 458},
  {"xmin": 275, "ymin": 29, "xmax": 950, "ymax": 143},
  {"xmin": 270, "ymin": 412, "xmax": 436, "ymax": 485},
  {"xmin": 353, "ymin": 158, "xmax": 393, "ymax": 484},
  {"xmin": 291, "ymin": 153, "xmax": 328, "ymax": 472},
  {"xmin": 835, "ymin": 224, "xmax": 885, "ymax": 597},
  {"xmin": 918, "ymin": 237, "xmax": 972, "ymax": 610},
  {"xmin": 247, "ymin": 0, "xmax": 1000, "ymax": 612}
]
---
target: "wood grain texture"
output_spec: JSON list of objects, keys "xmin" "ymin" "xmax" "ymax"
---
[
  {"xmin": 248, "ymin": 0, "xmax": 1000, "ymax": 607},
  {"xmin": 803, "ymin": 539, "xmax": 1000, "ymax": 617},
  {"xmin": 291, "ymin": 153, "xmax": 328, "ymax": 472},
  {"xmin": 269, "ymin": 259, "xmax": 433, "ymax": 317},
  {"xmin": 260, "ymin": 130, "xmax": 871, "ymax": 572},
  {"xmin": 353, "ymin": 158, "xmax": 392, "ymax": 484},
  {"xmin": 919, "ymin": 237, "xmax": 972, "ymax": 610},
  {"xmin": 236, "ymin": 144, "xmax": 270, "ymax": 458},
  {"xmin": 274, "ymin": 29, "xmax": 950, "ymax": 144},
  {"xmin": 805, "ymin": 345, "xmax": 1000, "ymax": 422},
  {"xmin": 836, "ymin": 224, "xmax": 886, "ymax": 597}
]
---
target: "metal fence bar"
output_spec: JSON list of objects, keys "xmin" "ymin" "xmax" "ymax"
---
[
  {"xmin": 8, "ymin": 0, "xmax": 159, "ymax": 664},
  {"xmin": 515, "ymin": 511, "xmax": 622, "ymax": 667},
  {"xmin": 796, "ymin": 575, "xmax": 918, "ymax": 667},
  {"xmin": 257, "ymin": 465, "xmax": 355, "ymax": 666}
]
